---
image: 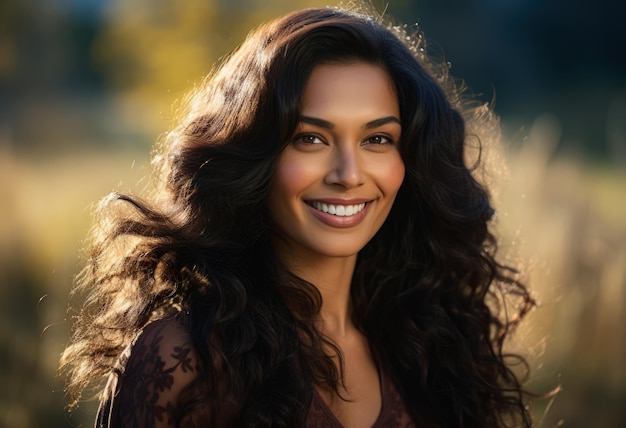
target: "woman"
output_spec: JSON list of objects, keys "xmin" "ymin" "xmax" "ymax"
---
[{"xmin": 61, "ymin": 5, "xmax": 535, "ymax": 427}]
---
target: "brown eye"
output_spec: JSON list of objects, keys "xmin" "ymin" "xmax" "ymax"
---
[
  {"xmin": 365, "ymin": 135, "xmax": 393, "ymax": 145},
  {"xmin": 292, "ymin": 134, "xmax": 325, "ymax": 145}
]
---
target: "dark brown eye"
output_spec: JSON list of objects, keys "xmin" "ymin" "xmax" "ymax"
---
[
  {"xmin": 366, "ymin": 135, "xmax": 392, "ymax": 145},
  {"xmin": 293, "ymin": 134, "xmax": 324, "ymax": 145}
]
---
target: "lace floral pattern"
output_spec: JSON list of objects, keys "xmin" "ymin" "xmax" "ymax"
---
[
  {"xmin": 96, "ymin": 318, "xmax": 416, "ymax": 427},
  {"xmin": 96, "ymin": 318, "xmax": 202, "ymax": 428},
  {"xmin": 120, "ymin": 335, "xmax": 194, "ymax": 425}
]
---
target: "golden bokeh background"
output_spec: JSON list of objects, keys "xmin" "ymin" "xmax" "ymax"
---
[{"xmin": 1, "ymin": 0, "xmax": 624, "ymax": 426}]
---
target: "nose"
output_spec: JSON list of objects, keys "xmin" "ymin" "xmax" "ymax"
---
[{"xmin": 324, "ymin": 146, "xmax": 364, "ymax": 188}]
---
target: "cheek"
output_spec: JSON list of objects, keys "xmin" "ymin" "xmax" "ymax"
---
[
  {"xmin": 269, "ymin": 152, "xmax": 320, "ymax": 215},
  {"xmin": 379, "ymin": 155, "xmax": 406, "ymax": 196},
  {"xmin": 272, "ymin": 155, "xmax": 311, "ymax": 198}
]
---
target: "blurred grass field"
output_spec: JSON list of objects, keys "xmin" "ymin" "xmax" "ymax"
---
[
  {"xmin": 0, "ymin": 143, "xmax": 151, "ymax": 427},
  {"xmin": 1, "ymin": 116, "xmax": 625, "ymax": 427}
]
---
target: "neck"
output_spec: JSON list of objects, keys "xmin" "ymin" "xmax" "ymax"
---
[
  {"xmin": 314, "ymin": 256, "xmax": 357, "ymax": 338},
  {"xmin": 279, "ymin": 251, "xmax": 357, "ymax": 338}
]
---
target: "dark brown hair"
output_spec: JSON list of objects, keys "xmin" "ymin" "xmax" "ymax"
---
[{"xmin": 61, "ymin": 5, "xmax": 534, "ymax": 427}]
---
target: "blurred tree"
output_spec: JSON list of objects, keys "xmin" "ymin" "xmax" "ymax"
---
[
  {"xmin": 0, "ymin": 0, "xmax": 19, "ymax": 85},
  {"xmin": 92, "ymin": 0, "xmax": 330, "ymax": 131}
]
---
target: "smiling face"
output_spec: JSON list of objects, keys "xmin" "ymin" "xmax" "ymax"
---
[{"xmin": 267, "ymin": 63, "xmax": 405, "ymax": 263}]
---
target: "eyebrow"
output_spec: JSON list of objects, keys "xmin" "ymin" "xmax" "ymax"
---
[{"xmin": 299, "ymin": 115, "xmax": 401, "ymax": 130}]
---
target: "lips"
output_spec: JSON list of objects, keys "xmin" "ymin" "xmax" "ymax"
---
[{"xmin": 305, "ymin": 199, "xmax": 371, "ymax": 228}]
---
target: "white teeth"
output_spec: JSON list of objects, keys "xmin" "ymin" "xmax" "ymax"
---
[{"xmin": 311, "ymin": 202, "xmax": 366, "ymax": 216}]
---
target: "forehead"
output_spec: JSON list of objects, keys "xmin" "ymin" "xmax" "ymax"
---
[{"xmin": 301, "ymin": 63, "xmax": 399, "ymax": 117}]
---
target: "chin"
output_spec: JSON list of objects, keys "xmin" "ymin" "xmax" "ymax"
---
[{"xmin": 310, "ymin": 240, "xmax": 370, "ymax": 259}]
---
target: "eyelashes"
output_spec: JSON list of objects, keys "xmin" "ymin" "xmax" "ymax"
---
[
  {"xmin": 365, "ymin": 135, "xmax": 394, "ymax": 145},
  {"xmin": 290, "ymin": 133, "xmax": 396, "ymax": 147},
  {"xmin": 291, "ymin": 134, "xmax": 325, "ymax": 145}
]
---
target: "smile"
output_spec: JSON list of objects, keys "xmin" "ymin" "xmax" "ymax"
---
[{"xmin": 309, "ymin": 201, "xmax": 367, "ymax": 217}]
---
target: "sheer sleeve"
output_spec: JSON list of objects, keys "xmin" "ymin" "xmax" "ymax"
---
[{"xmin": 96, "ymin": 317, "xmax": 203, "ymax": 428}]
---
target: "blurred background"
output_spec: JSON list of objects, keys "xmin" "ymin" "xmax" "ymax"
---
[{"xmin": 1, "ymin": 0, "xmax": 624, "ymax": 426}]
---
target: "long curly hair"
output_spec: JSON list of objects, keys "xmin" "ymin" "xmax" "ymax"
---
[{"xmin": 61, "ymin": 5, "xmax": 535, "ymax": 427}]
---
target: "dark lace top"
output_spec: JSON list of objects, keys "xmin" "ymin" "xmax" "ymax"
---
[{"xmin": 95, "ymin": 318, "xmax": 416, "ymax": 428}]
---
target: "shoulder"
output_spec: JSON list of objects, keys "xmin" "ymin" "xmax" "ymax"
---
[
  {"xmin": 123, "ymin": 315, "xmax": 198, "ymax": 382},
  {"xmin": 98, "ymin": 315, "xmax": 203, "ymax": 427},
  {"xmin": 134, "ymin": 315, "xmax": 198, "ymax": 381}
]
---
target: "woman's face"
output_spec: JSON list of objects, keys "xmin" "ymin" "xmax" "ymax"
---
[{"xmin": 268, "ymin": 63, "xmax": 405, "ymax": 261}]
